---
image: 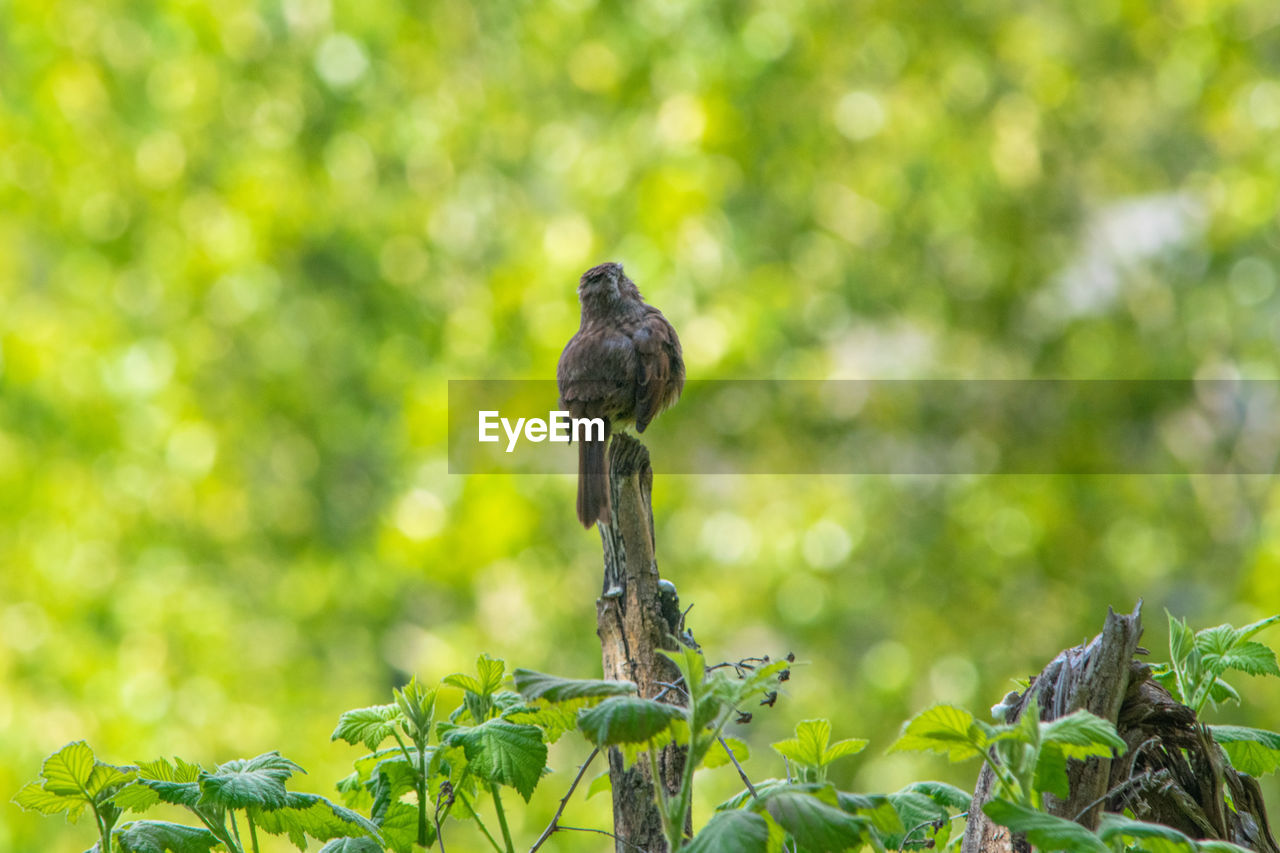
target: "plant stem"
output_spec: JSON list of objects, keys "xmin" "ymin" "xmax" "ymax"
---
[
  {"xmin": 229, "ymin": 810, "xmax": 245, "ymax": 853},
  {"xmin": 648, "ymin": 745, "xmax": 678, "ymax": 851},
  {"xmin": 490, "ymin": 783, "xmax": 516, "ymax": 853},
  {"xmin": 91, "ymin": 804, "xmax": 110, "ymax": 853},
  {"xmin": 248, "ymin": 816, "xmax": 261, "ymax": 853},
  {"xmin": 417, "ymin": 739, "xmax": 430, "ymax": 846},
  {"xmin": 458, "ymin": 790, "xmax": 503, "ymax": 853}
]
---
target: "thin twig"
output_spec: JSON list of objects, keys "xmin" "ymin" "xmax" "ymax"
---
[
  {"xmin": 1072, "ymin": 771, "xmax": 1156, "ymax": 823},
  {"xmin": 529, "ymin": 748, "xmax": 600, "ymax": 853},
  {"xmin": 717, "ymin": 736, "xmax": 757, "ymax": 799},
  {"xmin": 558, "ymin": 824, "xmax": 649, "ymax": 852}
]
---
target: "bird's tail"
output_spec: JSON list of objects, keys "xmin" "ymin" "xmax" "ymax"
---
[{"xmin": 577, "ymin": 418, "xmax": 612, "ymax": 528}]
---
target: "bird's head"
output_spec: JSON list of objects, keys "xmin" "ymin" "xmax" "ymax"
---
[{"xmin": 578, "ymin": 262, "xmax": 626, "ymax": 304}]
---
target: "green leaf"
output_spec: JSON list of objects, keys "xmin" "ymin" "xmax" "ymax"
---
[
  {"xmin": 1197, "ymin": 841, "xmax": 1258, "ymax": 853},
  {"xmin": 501, "ymin": 702, "xmax": 582, "ymax": 744},
  {"xmin": 1041, "ymin": 710, "xmax": 1127, "ymax": 759},
  {"xmin": 983, "ymin": 798, "xmax": 1107, "ymax": 852},
  {"xmin": 1034, "ymin": 743, "xmax": 1071, "ymax": 800},
  {"xmin": 896, "ymin": 780, "xmax": 971, "ymax": 811},
  {"xmin": 511, "ymin": 669, "xmax": 637, "ymax": 703},
  {"xmin": 1210, "ymin": 725, "xmax": 1280, "ymax": 777},
  {"xmin": 1235, "ymin": 615, "xmax": 1280, "ymax": 643},
  {"xmin": 393, "ymin": 678, "xmax": 437, "ymax": 741},
  {"xmin": 332, "ymin": 704, "xmax": 403, "ymax": 751},
  {"xmin": 715, "ymin": 778, "xmax": 790, "ymax": 812},
  {"xmin": 114, "ymin": 760, "xmax": 203, "ymax": 812},
  {"xmin": 836, "ymin": 792, "xmax": 905, "ymax": 839},
  {"xmin": 1195, "ymin": 625, "xmax": 1240, "ymax": 660},
  {"xmin": 317, "ymin": 839, "xmax": 385, "ymax": 853},
  {"xmin": 585, "ymin": 771, "xmax": 611, "ymax": 800},
  {"xmin": 251, "ymin": 791, "xmax": 382, "ymax": 849},
  {"xmin": 772, "ymin": 718, "xmax": 830, "ymax": 769},
  {"xmin": 684, "ymin": 810, "xmax": 771, "ymax": 853},
  {"xmin": 42, "ymin": 741, "xmax": 96, "ymax": 797},
  {"xmin": 197, "ymin": 752, "xmax": 302, "ymax": 810},
  {"xmin": 13, "ymin": 783, "xmax": 88, "ymax": 820},
  {"xmin": 889, "ymin": 705, "xmax": 984, "ymax": 762},
  {"xmin": 577, "ymin": 696, "xmax": 684, "ymax": 747},
  {"xmin": 1169, "ymin": 612, "xmax": 1195, "ymax": 666},
  {"xmin": 1216, "ymin": 641, "xmax": 1280, "ymax": 678},
  {"xmin": 112, "ymin": 820, "xmax": 220, "ymax": 853},
  {"xmin": 1207, "ymin": 678, "xmax": 1242, "ymax": 706},
  {"xmin": 445, "ymin": 720, "xmax": 546, "ymax": 801},
  {"xmin": 703, "ymin": 737, "xmax": 750, "ymax": 770},
  {"xmin": 824, "ymin": 737, "xmax": 868, "ymax": 764},
  {"xmin": 1097, "ymin": 813, "xmax": 1196, "ymax": 853},
  {"xmin": 755, "ymin": 787, "xmax": 870, "ymax": 853},
  {"xmin": 882, "ymin": 791, "xmax": 948, "ymax": 850}
]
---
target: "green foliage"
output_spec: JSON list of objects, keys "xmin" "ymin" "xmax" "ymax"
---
[
  {"xmin": 770, "ymin": 718, "xmax": 868, "ymax": 783},
  {"xmin": 1209, "ymin": 725, "xmax": 1280, "ymax": 778},
  {"xmin": 1155, "ymin": 613, "xmax": 1280, "ymax": 714}
]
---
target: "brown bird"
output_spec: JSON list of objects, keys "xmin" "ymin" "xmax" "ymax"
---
[{"xmin": 557, "ymin": 262, "xmax": 685, "ymax": 528}]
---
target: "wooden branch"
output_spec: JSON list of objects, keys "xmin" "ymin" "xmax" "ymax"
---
[
  {"xmin": 596, "ymin": 433, "xmax": 687, "ymax": 853},
  {"xmin": 961, "ymin": 601, "xmax": 1278, "ymax": 853}
]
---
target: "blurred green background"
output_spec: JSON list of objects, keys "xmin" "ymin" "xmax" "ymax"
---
[{"xmin": 4, "ymin": 0, "xmax": 1280, "ymax": 849}]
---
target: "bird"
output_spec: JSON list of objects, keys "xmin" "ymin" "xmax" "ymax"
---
[{"xmin": 557, "ymin": 262, "xmax": 685, "ymax": 528}]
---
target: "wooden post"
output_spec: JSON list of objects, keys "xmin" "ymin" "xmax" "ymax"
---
[
  {"xmin": 961, "ymin": 602, "xmax": 1278, "ymax": 853},
  {"xmin": 595, "ymin": 433, "xmax": 687, "ymax": 853}
]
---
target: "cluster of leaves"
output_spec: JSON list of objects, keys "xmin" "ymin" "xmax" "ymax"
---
[
  {"xmin": 17, "ymin": 615, "xmax": 1280, "ymax": 853},
  {"xmin": 1154, "ymin": 612, "xmax": 1280, "ymax": 778},
  {"xmin": 13, "ymin": 741, "xmax": 376, "ymax": 853}
]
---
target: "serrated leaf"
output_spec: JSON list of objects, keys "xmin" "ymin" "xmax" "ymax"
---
[
  {"xmin": 251, "ymin": 791, "xmax": 381, "ymax": 850},
  {"xmin": 443, "ymin": 673, "xmax": 483, "ymax": 694},
  {"xmin": 836, "ymin": 792, "xmax": 904, "ymax": 839},
  {"xmin": 1216, "ymin": 641, "xmax": 1280, "ymax": 677},
  {"xmin": 1169, "ymin": 612, "xmax": 1195, "ymax": 666},
  {"xmin": 896, "ymin": 780, "xmax": 971, "ymax": 811},
  {"xmin": 756, "ymin": 788, "xmax": 870, "ymax": 852},
  {"xmin": 42, "ymin": 741, "xmax": 97, "ymax": 797},
  {"xmin": 197, "ymin": 752, "xmax": 302, "ymax": 810},
  {"xmin": 1097, "ymin": 813, "xmax": 1195, "ymax": 853},
  {"xmin": 585, "ymin": 771, "xmax": 611, "ymax": 800},
  {"xmin": 501, "ymin": 702, "xmax": 582, "ymax": 743},
  {"xmin": 772, "ymin": 719, "xmax": 830, "ymax": 769},
  {"xmin": 882, "ymin": 791, "xmax": 948, "ymax": 850},
  {"xmin": 13, "ymin": 782, "xmax": 88, "ymax": 819},
  {"xmin": 1235, "ymin": 615, "xmax": 1280, "ymax": 642},
  {"xmin": 512, "ymin": 669, "xmax": 637, "ymax": 703},
  {"xmin": 332, "ymin": 704, "xmax": 403, "ymax": 751},
  {"xmin": 1035, "ymin": 743, "xmax": 1071, "ymax": 800},
  {"xmin": 1041, "ymin": 710, "xmax": 1126, "ymax": 759},
  {"xmin": 703, "ymin": 737, "xmax": 750, "ymax": 770},
  {"xmin": 889, "ymin": 705, "xmax": 983, "ymax": 762},
  {"xmin": 1195, "ymin": 625, "xmax": 1240, "ymax": 659},
  {"xmin": 1210, "ymin": 725, "xmax": 1280, "ymax": 777},
  {"xmin": 318, "ymin": 839, "xmax": 385, "ymax": 853},
  {"xmin": 475, "ymin": 654, "xmax": 506, "ymax": 695},
  {"xmin": 716, "ymin": 778, "xmax": 790, "ymax": 811},
  {"xmin": 685, "ymin": 810, "xmax": 771, "ymax": 853},
  {"xmin": 578, "ymin": 696, "xmax": 684, "ymax": 747},
  {"xmin": 445, "ymin": 720, "xmax": 546, "ymax": 801},
  {"xmin": 823, "ymin": 737, "xmax": 868, "ymax": 765},
  {"xmin": 112, "ymin": 820, "xmax": 220, "ymax": 853},
  {"xmin": 984, "ymin": 798, "xmax": 1107, "ymax": 852},
  {"xmin": 1207, "ymin": 678, "xmax": 1241, "ymax": 705}
]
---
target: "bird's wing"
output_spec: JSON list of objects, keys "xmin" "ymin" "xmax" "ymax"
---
[{"xmin": 633, "ymin": 309, "xmax": 683, "ymax": 432}]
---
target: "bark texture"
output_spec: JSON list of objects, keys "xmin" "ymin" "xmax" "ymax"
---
[
  {"xmin": 595, "ymin": 433, "xmax": 687, "ymax": 853},
  {"xmin": 962, "ymin": 602, "xmax": 1278, "ymax": 853}
]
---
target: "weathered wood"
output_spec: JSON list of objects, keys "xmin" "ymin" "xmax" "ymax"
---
[
  {"xmin": 962, "ymin": 601, "xmax": 1278, "ymax": 853},
  {"xmin": 596, "ymin": 433, "xmax": 686, "ymax": 853}
]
